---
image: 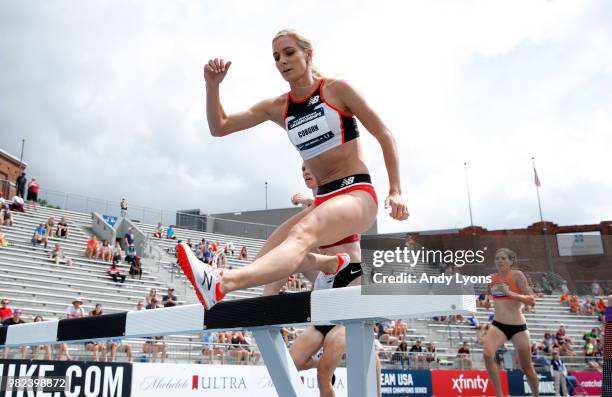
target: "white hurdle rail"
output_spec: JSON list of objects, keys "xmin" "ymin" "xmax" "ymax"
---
[{"xmin": 0, "ymin": 285, "xmax": 475, "ymax": 397}]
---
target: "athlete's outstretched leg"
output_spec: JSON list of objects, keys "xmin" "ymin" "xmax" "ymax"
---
[
  {"xmin": 221, "ymin": 191, "xmax": 376, "ymax": 294},
  {"xmin": 261, "ymin": 207, "xmax": 314, "ymax": 295}
]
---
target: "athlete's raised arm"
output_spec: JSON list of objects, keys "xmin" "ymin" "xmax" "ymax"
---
[
  {"xmin": 204, "ymin": 58, "xmax": 278, "ymax": 137},
  {"xmin": 333, "ymin": 79, "xmax": 409, "ymax": 221}
]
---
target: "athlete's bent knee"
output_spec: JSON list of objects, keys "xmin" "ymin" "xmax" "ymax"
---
[{"xmin": 287, "ymin": 223, "xmax": 316, "ymax": 247}]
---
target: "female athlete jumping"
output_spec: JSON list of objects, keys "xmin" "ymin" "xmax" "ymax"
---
[{"xmin": 178, "ymin": 29, "xmax": 408, "ymax": 309}]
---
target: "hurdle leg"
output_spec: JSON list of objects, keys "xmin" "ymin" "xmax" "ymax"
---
[
  {"xmin": 345, "ymin": 320, "xmax": 377, "ymax": 397},
  {"xmin": 251, "ymin": 327, "xmax": 307, "ymax": 397}
]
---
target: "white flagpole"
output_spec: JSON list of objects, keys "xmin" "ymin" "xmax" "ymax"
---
[{"xmin": 464, "ymin": 162, "xmax": 474, "ymax": 228}]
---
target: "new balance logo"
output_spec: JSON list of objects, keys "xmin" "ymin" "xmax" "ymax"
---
[
  {"xmin": 202, "ymin": 274, "xmax": 214, "ymax": 291},
  {"xmin": 340, "ymin": 177, "xmax": 355, "ymax": 187},
  {"xmin": 308, "ymin": 95, "xmax": 319, "ymax": 106}
]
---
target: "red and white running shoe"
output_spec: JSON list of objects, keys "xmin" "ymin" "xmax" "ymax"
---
[
  {"xmin": 313, "ymin": 253, "xmax": 351, "ymax": 290},
  {"xmin": 177, "ymin": 242, "xmax": 225, "ymax": 309}
]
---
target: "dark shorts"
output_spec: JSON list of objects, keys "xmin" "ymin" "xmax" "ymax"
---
[
  {"xmin": 313, "ymin": 262, "xmax": 362, "ymax": 337},
  {"xmin": 491, "ymin": 320, "xmax": 527, "ymax": 340},
  {"xmin": 27, "ymin": 191, "xmax": 38, "ymax": 202}
]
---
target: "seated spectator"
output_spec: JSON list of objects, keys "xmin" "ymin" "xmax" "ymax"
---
[
  {"xmin": 425, "ymin": 342, "xmax": 439, "ymax": 368},
  {"xmin": 409, "ymin": 340, "xmax": 426, "ymax": 368},
  {"xmin": 203, "ymin": 245, "xmax": 213, "ymax": 264},
  {"xmin": 49, "ymin": 243, "xmax": 73, "ymax": 266},
  {"xmin": 108, "ymin": 263, "xmax": 126, "ymax": 283},
  {"xmin": 457, "ymin": 341, "xmax": 472, "ymax": 369},
  {"xmin": 89, "ymin": 304, "xmax": 104, "ymax": 316},
  {"xmin": 0, "ymin": 227, "xmax": 8, "ymax": 248},
  {"xmin": 392, "ymin": 341, "xmax": 409, "ymax": 367},
  {"xmin": 10, "ymin": 195, "xmax": 25, "ymax": 212},
  {"xmin": 135, "ymin": 301, "xmax": 145, "ymax": 311},
  {"xmin": 584, "ymin": 337, "xmax": 602, "ymax": 371},
  {"xmin": 85, "ymin": 235, "xmax": 99, "ymax": 258},
  {"xmin": 376, "ymin": 321, "xmax": 399, "ymax": 345},
  {"xmin": 99, "ymin": 240, "xmax": 112, "ymax": 262},
  {"xmin": 287, "ymin": 274, "xmax": 297, "ymax": 291},
  {"xmin": 142, "ymin": 335, "xmax": 167, "ymax": 363},
  {"xmin": 239, "ymin": 246, "xmax": 248, "ymax": 261},
  {"xmin": 531, "ymin": 344, "xmax": 550, "ymax": 368},
  {"xmin": 32, "ymin": 223, "xmax": 48, "ymax": 249},
  {"xmin": 541, "ymin": 332, "xmax": 553, "ymax": 353},
  {"xmin": 241, "ymin": 332, "xmax": 261, "ymax": 364},
  {"xmin": 0, "ymin": 204, "xmax": 13, "ymax": 226},
  {"xmin": 229, "ymin": 332, "xmax": 250, "ymax": 365},
  {"xmin": 162, "ymin": 287, "xmax": 178, "ymax": 307},
  {"xmin": 557, "ymin": 336, "xmax": 576, "ymax": 357},
  {"xmin": 153, "ymin": 222, "xmax": 163, "ymax": 238},
  {"xmin": 125, "ymin": 244, "xmax": 137, "ymax": 265},
  {"xmin": 557, "ymin": 325, "xmax": 574, "ymax": 344},
  {"xmin": 107, "ymin": 339, "xmax": 132, "ymax": 362},
  {"xmin": 202, "ymin": 332, "xmax": 225, "ymax": 364},
  {"xmin": 224, "ymin": 241, "xmax": 235, "ymax": 256},
  {"xmin": 146, "ymin": 288, "xmax": 159, "ymax": 309},
  {"xmin": 67, "ymin": 298, "xmax": 85, "ymax": 318},
  {"xmin": 280, "ymin": 327, "xmax": 297, "ymax": 347},
  {"xmin": 31, "ymin": 316, "xmax": 52, "ymax": 360},
  {"xmin": 559, "ymin": 291, "xmax": 570, "ymax": 304},
  {"xmin": 46, "ymin": 216, "xmax": 56, "ymax": 238},
  {"xmin": 2, "ymin": 309, "xmax": 27, "ymax": 359},
  {"xmin": 166, "ymin": 225, "xmax": 176, "ymax": 240},
  {"xmin": 56, "ymin": 217, "xmax": 69, "ymax": 238},
  {"xmin": 583, "ymin": 328, "xmax": 599, "ymax": 342},
  {"xmin": 568, "ymin": 295, "xmax": 580, "ymax": 313},
  {"xmin": 112, "ymin": 243, "xmax": 123, "ymax": 263},
  {"xmin": 476, "ymin": 293, "xmax": 487, "ymax": 307},
  {"xmin": 0, "ymin": 298, "xmax": 13, "ymax": 320},
  {"xmin": 85, "ymin": 340, "xmax": 107, "ymax": 362},
  {"xmin": 129, "ymin": 256, "xmax": 143, "ymax": 279}
]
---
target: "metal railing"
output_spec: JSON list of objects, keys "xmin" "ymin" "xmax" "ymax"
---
[{"xmin": 34, "ymin": 188, "xmax": 279, "ymax": 239}]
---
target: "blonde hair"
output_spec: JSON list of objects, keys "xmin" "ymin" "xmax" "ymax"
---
[
  {"xmin": 495, "ymin": 248, "xmax": 518, "ymax": 267},
  {"xmin": 273, "ymin": 28, "xmax": 322, "ymax": 78}
]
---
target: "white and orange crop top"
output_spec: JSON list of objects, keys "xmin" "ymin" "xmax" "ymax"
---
[
  {"xmin": 489, "ymin": 272, "xmax": 521, "ymax": 300},
  {"xmin": 283, "ymin": 79, "xmax": 360, "ymax": 160}
]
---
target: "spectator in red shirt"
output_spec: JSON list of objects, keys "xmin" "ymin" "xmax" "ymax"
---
[
  {"xmin": 0, "ymin": 298, "xmax": 13, "ymax": 320},
  {"xmin": 26, "ymin": 177, "xmax": 40, "ymax": 209},
  {"xmin": 108, "ymin": 263, "xmax": 126, "ymax": 283}
]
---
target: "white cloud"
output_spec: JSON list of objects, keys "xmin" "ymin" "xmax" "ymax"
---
[{"xmin": 0, "ymin": 0, "xmax": 610, "ymax": 234}]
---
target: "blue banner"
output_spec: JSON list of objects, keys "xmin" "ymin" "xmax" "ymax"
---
[
  {"xmin": 507, "ymin": 370, "xmax": 556, "ymax": 396},
  {"xmin": 381, "ymin": 369, "xmax": 432, "ymax": 397},
  {"xmin": 103, "ymin": 214, "xmax": 118, "ymax": 227}
]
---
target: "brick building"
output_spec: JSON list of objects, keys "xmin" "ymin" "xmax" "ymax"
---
[{"xmin": 0, "ymin": 148, "xmax": 26, "ymax": 199}]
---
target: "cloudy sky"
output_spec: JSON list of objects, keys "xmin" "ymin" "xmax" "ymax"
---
[{"xmin": 0, "ymin": 1, "xmax": 610, "ymax": 233}]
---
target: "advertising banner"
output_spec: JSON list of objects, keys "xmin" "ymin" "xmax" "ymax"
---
[
  {"xmin": 507, "ymin": 370, "xmax": 555, "ymax": 396},
  {"xmin": 130, "ymin": 363, "xmax": 347, "ymax": 397},
  {"xmin": 431, "ymin": 370, "xmax": 508, "ymax": 397},
  {"xmin": 380, "ymin": 369, "xmax": 432, "ymax": 397},
  {"xmin": 0, "ymin": 359, "xmax": 131, "ymax": 397},
  {"xmin": 568, "ymin": 370, "xmax": 602, "ymax": 396}
]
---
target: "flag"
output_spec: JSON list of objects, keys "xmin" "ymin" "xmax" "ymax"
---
[{"xmin": 533, "ymin": 166, "xmax": 541, "ymax": 187}]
